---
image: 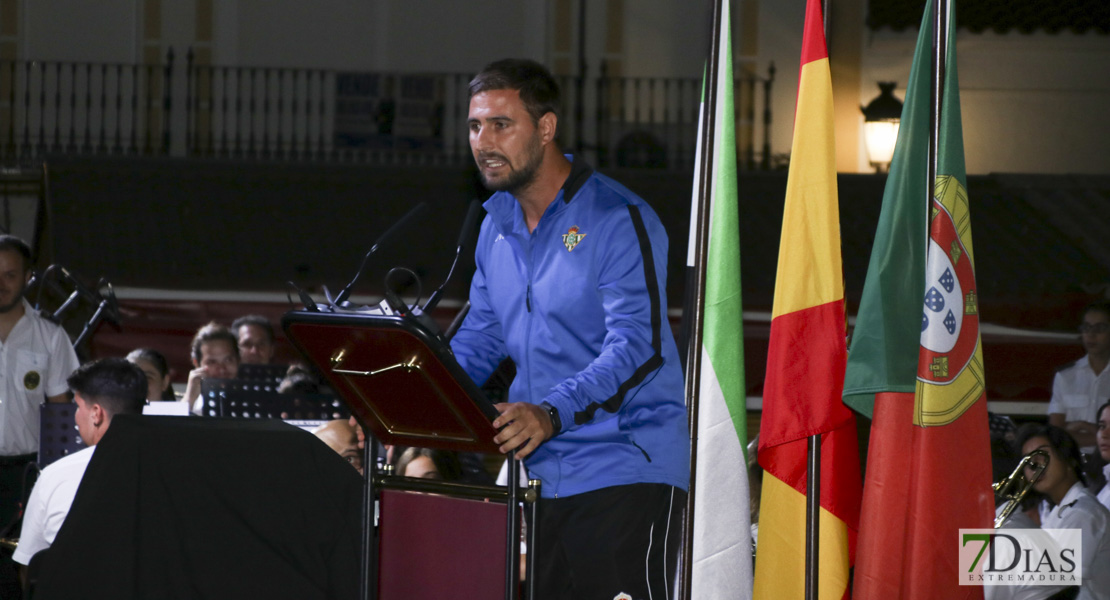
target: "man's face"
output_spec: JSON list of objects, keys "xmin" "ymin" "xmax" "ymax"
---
[
  {"xmin": 198, "ymin": 340, "xmax": 239, "ymax": 380},
  {"xmin": 131, "ymin": 357, "xmax": 169, "ymax": 401},
  {"xmin": 1080, "ymin": 309, "xmax": 1110, "ymax": 358},
  {"xmin": 1021, "ymin": 436, "xmax": 1071, "ymax": 499},
  {"xmin": 468, "ymin": 89, "xmax": 546, "ymax": 194},
  {"xmin": 73, "ymin": 393, "xmax": 97, "ymax": 446},
  {"xmin": 0, "ymin": 249, "xmax": 29, "ymax": 314},
  {"xmin": 315, "ymin": 420, "xmax": 363, "ymax": 475},
  {"xmin": 237, "ymin": 324, "xmax": 274, "ymax": 365}
]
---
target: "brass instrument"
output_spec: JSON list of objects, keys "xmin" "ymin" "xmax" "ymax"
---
[
  {"xmin": 0, "ymin": 538, "xmax": 16, "ymax": 551},
  {"xmin": 993, "ymin": 449, "xmax": 1050, "ymax": 528}
]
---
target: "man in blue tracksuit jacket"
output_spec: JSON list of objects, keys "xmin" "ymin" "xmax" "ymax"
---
[{"xmin": 450, "ymin": 58, "xmax": 690, "ymax": 600}]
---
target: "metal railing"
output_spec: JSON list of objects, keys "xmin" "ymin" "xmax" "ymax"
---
[
  {"xmin": 0, "ymin": 54, "xmax": 173, "ymax": 162},
  {"xmin": 0, "ymin": 50, "xmax": 775, "ymax": 171}
]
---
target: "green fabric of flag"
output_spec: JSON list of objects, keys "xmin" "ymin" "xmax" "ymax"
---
[
  {"xmin": 842, "ymin": 5, "xmax": 967, "ymax": 418},
  {"xmin": 689, "ymin": 1, "xmax": 752, "ymax": 594}
]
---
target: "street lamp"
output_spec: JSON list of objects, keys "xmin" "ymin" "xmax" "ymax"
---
[{"xmin": 861, "ymin": 82, "xmax": 903, "ymax": 173}]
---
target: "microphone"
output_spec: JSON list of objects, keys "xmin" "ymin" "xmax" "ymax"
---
[
  {"xmin": 423, "ymin": 199, "xmax": 483, "ymax": 313},
  {"xmin": 444, "ymin": 300, "xmax": 470, "ymax": 340},
  {"xmin": 333, "ymin": 202, "xmax": 430, "ymax": 306},
  {"xmin": 287, "ymin": 281, "xmax": 319, "ymax": 312}
]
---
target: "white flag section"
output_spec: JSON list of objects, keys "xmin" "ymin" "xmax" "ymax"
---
[
  {"xmin": 688, "ymin": 0, "xmax": 753, "ymax": 598},
  {"xmin": 692, "ymin": 353, "xmax": 752, "ymax": 598}
]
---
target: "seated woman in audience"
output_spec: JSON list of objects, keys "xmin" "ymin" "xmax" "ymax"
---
[
  {"xmin": 1097, "ymin": 401, "xmax": 1110, "ymax": 511},
  {"xmin": 126, "ymin": 348, "xmax": 175, "ymax": 401},
  {"xmin": 393, "ymin": 447, "xmax": 462, "ymax": 482},
  {"xmin": 992, "ymin": 436, "xmax": 1042, "ymax": 529},
  {"xmin": 1013, "ymin": 424, "xmax": 1110, "ymax": 600}
]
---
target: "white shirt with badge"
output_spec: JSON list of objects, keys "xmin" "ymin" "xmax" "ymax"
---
[{"xmin": 0, "ymin": 299, "xmax": 80, "ymax": 456}]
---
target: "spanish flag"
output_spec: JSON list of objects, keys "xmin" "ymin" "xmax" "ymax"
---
[
  {"xmin": 753, "ymin": 0, "xmax": 861, "ymax": 598},
  {"xmin": 842, "ymin": 1, "xmax": 993, "ymax": 598}
]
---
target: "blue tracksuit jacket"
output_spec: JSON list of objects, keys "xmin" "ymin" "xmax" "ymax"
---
[{"xmin": 450, "ymin": 157, "xmax": 690, "ymax": 498}]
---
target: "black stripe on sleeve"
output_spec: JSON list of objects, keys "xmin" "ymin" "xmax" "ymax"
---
[{"xmin": 574, "ymin": 204, "xmax": 664, "ymax": 425}]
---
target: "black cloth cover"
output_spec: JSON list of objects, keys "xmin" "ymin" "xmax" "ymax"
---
[{"xmin": 34, "ymin": 415, "xmax": 362, "ymax": 600}]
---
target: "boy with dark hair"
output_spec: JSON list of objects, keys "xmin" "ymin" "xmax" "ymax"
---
[{"xmin": 12, "ymin": 358, "xmax": 146, "ymax": 566}]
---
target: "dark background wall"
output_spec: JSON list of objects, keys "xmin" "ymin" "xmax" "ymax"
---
[{"xmin": 43, "ymin": 156, "xmax": 1110, "ymax": 331}]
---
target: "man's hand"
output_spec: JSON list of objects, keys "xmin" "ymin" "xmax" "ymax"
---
[
  {"xmin": 493, "ymin": 402, "xmax": 554, "ymax": 460},
  {"xmin": 1065, "ymin": 420, "xmax": 1097, "ymax": 447},
  {"xmin": 182, "ymin": 366, "xmax": 207, "ymax": 408}
]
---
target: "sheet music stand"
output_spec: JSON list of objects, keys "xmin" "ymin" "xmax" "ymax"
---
[
  {"xmin": 199, "ymin": 379, "xmax": 348, "ymax": 421},
  {"xmin": 39, "ymin": 402, "xmax": 85, "ymax": 468},
  {"xmin": 282, "ymin": 310, "xmax": 536, "ymax": 600},
  {"xmin": 236, "ymin": 362, "xmax": 289, "ymax": 387}
]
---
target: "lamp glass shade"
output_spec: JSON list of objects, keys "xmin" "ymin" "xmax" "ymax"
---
[{"xmin": 864, "ymin": 120, "xmax": 899, "ymax": 168}]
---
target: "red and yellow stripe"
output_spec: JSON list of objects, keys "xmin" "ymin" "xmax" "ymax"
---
[{"xmin": 754, "ymin": 0, "xmax": 861, "ymax": 597}]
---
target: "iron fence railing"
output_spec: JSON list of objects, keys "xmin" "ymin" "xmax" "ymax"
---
[
  {"xmin": 0, "ymin": 50, "xmax": 775, "ymax": 171},
  {"xmin": 0, "ymin": 54, "xmax": 173, "ymax": 162}
]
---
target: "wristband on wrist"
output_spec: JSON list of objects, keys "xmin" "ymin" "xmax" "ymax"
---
[{"xmin": 540, "ymin": 401, "xmax": 562, "ymax": 434}]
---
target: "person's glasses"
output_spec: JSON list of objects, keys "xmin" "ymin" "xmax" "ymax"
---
[{"xmin": 1079, "ymin": 322, "xmax": 1110, "ymax": 334}]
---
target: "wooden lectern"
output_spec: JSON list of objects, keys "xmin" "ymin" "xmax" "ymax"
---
[{"xmin": 283, "ymin": 310, "xmax": 537, "ymax": 600}]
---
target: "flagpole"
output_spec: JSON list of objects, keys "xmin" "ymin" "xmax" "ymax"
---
[
  {"xmin": 805, "ymin": 435, "xmax": 820, "ymax": 600},
  {"xmin": 929, "ymin": 0, "xmax": 948, "ymax": 217},
  {"xmin": 679, "ymin": 0, "xmax": 725, "ymax": 597},
  {"xmin": 802, "ymin": 4, "xmax": 834, "ymax": 599}
]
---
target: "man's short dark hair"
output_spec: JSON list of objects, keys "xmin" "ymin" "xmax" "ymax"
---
[
  {"xmin": 1083, "ymin": 300, "xmax": 1110, "ymax": 322},
  {"xmin": 0, "ymin": 235, "xmax": 32, "ymax": 272},
  {"xmin": 468, "ymin": 58, "xmax": 561, "ymax": 124},
  {"xmin": 67, "ymin": 358, "xmax": 147, "ymax": 417},
  {"xmin": 191, "ymin": 321, "xmax": 239, "ymax": 364},
  {"xmin": 231, "ymin": 314, "xmax": 274, "ymax": 344}
]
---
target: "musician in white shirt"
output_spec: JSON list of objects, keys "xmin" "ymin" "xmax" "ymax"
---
[{"xmin": 1017, "ymin": 425, "xmax": 1110, "ymax": 600}]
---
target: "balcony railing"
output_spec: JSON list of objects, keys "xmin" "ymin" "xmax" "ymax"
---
[{"xmin": 0, "ymin": 50, "xmax": 775, "ymax": 171}]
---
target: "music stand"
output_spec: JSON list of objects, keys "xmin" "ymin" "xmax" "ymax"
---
[
  {"xmin": 200, "ymin": 379, "xmax": 347, "ymax": 420},
  {"xmin": 39, "ymin": 402, "xmax": 85, "ymax": 468},
  {"xmin": 282, "ymin": 310, "xmax": 534, "ymax": 600},
  {"xmin": 236, "ymin": 362, "xmax": 289, "ymax": 384}
]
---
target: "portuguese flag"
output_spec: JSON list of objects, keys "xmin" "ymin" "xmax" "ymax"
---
[
  {"xmin": 753, "ymin": 0, "xmax": 861, "ymax": 597},
  {"xmin": 842, "ymin": 0, "xmax": 994, "ymax": 598}
]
